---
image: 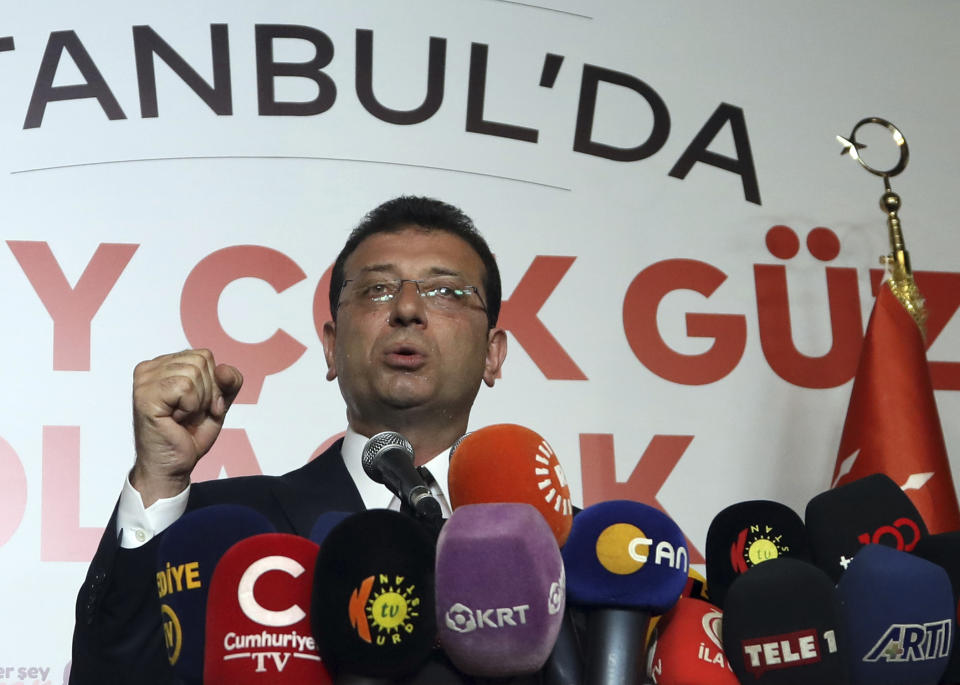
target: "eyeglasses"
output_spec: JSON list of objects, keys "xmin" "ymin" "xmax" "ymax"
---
[{"xmin": 338, "ymin": 277, "xmax": 487, "ymax": 313}]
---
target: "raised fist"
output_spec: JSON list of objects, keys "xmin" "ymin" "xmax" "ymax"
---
[{"xmin": 130, "ymin": 348, "xmax": 243, "ymax": 506}]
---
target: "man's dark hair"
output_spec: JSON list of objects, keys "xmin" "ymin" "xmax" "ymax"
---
[{"xmin": 330, "ymin": 196, "xmax": 501, "ymax": 328}]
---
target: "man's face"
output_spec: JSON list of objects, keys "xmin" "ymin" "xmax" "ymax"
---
[{"xmin": 322, "ymin": 226, "xmax": 506, "ymax": 432}]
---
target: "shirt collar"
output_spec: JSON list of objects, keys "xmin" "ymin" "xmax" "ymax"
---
[{"xmin": 341, "ymin": 427, "xmax": 452, "ymax": 513}]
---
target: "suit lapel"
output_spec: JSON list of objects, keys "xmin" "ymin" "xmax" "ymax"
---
[{"xmin": 270, "ymin": 439, "xmax": 366, "ymax": 536}]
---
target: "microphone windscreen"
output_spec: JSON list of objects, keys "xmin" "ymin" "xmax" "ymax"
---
[
  {"xmin": 913, "ymin": 531, "xmax": 960, "ymax": 682},
  {"xmin": 435, "ymin": 503, "xmax": 565, "ymax": 677},
  {"xmin": 838, "ymin": 544, "xmax": 953, "ymax": 684},
  {"xmin": 722, "ymin": 558, "xmax": 847, "ymax": 684},
  {"xmin": 311, "ymin": 510, "xmax": 436, "ymax": 678},
  {"xmin": 202, "ymin": 533, "xmax": 331, "ymax": 684},
  {"xmin": 805, "ymin": 473, "xmax": 927, "ymax": 582},
  {"xmin": 449, "ymin": 423, "xmax": 573, "ymax": 546},
  {"xmin": 562, "ymin": 499, "xmax": 688, "ymax": 613},
  {"xmin": 683, "ymin": 566, "xmax": 710, "ymax": 602},
  {"xmin": 705, "ymin": 500, "xmax": 810, "ymax": 608},
  {"xmin": 308, "ymin": 511, "xmax": 352, "ymax": 545},
  {"xmin": 646, "ymin": 597, "xmax": 739, "ymax": 685},
  {"xmin": 155, "ymin": 504, "xmax": 275, "ymax": 682}
]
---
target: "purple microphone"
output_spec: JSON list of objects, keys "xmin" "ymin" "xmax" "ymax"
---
[{"xmin": 436, "ymin": 502, "xmax": 566, "ymax": 677}]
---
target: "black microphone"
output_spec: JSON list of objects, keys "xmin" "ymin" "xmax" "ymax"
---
[
  {"xmin": 311, "ymin": 509, "xmax": 438, "ymax": 680},
  {"xmin": 362, "ymin": 432, "xmax": 442, "ymax": 522}
]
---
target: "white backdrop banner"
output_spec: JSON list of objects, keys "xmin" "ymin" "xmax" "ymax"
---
[{"xmin": 1, "ymin": 1, "xmax": 959, "ymax": 681}]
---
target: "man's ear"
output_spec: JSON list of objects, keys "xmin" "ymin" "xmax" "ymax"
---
[
  {"xmin": 321, "ymin": 320, "xmax": 338, "ymax": 381},
  {"xmin": 482, "ymin": 327, "xmax": 507, "ymax": 387}
]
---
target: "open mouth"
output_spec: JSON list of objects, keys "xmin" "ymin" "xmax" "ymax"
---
[{"xmin": 384, "ymin": 344, "xmax": 426, "ymax": 369}]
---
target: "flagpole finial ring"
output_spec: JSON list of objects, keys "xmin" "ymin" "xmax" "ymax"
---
[{"xmin": 839, "ymin": 117, "xmax": 909, "ymax": 179}]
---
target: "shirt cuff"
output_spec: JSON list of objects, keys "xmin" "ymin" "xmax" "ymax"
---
[{"xmin": 117, "ymin": 474, "xmax": 190, "ymax": 549}]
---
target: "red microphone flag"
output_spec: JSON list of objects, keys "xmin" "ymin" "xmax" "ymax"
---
[{"xmin": 833, "ymin": 279, "xmax": 960, "ymax": 533}]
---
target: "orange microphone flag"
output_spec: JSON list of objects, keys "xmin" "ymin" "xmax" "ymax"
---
[{"xmin": 832, "ymin": 281, "xmax": 960, "ymax": 533}]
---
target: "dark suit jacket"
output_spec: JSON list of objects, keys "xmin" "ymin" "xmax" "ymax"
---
[{"xmin": 69, "ymin": 440, "xmax": 364, "ymax": 685}]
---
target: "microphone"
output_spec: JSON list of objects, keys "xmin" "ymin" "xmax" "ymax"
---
[
  {"xmin": 448, "ymin": 423, "xmax": 579, "ymax": 684},
  {"xmin": 722, "ymin": 558, "xmax": 847, "ymax": 684},
  {"xmin": 311, "ymin": 509, "xmax": 437, "ymax": 679},
  {"xmin": 448, "ymin": 423, "xmax": 573, "ymax": 547},
  {"xmin": 562, "ymin": 499, "xmax": 689, "ymax": 685},
  {"xmin": 646, "ymin": 597, "xmax": 739, "ymax": 684},
  {"xmin": 913, "ymin": 531, "xmax": 960, "ymax": 683},
  {"xmin": 683, "ymin": 567, "xmax": 711, "ymax": 603},
  {"xmin": 203, "ymin": 533, "xmax": 331, "ymax": 684},
  {"xmin": 155, "ymin": 504, "xmax": 276, "ymax": 684},
  {"xmin": 805, "ymin": 473, "xmax": 928, "ymax": 582},
  {"xmin": 362, "ymin": 432, "xmax": 441, "ymax": 522},
  {"xmin": 705, "ymin": 500, "xmax": 811, "ymax": 609},
  {"xmin": 435, "ymin": 502, "xmax": 566, "ymax": 677},
  {"xmin": 838, "ymin": 544, "xmax": 954, "ymax": 684}
]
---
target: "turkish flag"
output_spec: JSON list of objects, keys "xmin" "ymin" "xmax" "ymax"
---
[{"xmin": 833, "ymin": 282, "xmax": 960, "ymax": 533}]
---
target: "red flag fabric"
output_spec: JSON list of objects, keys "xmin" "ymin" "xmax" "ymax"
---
[{"xmin": 833, "ymin": 283, "xmax": 960, "ymax": 533}]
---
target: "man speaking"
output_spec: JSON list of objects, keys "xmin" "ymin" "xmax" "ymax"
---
[{"xmin": 69, "ymin": 196, "xmax": 508, "ymax": 683}]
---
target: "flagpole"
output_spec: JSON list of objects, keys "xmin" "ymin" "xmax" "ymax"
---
[
  {"xmin": 833, "ymin": 117, "xmax": 960, "ymax": 533},
  {"xmin": 837, "ymin": 117, "xmax": 926, "ymax": 334}
]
